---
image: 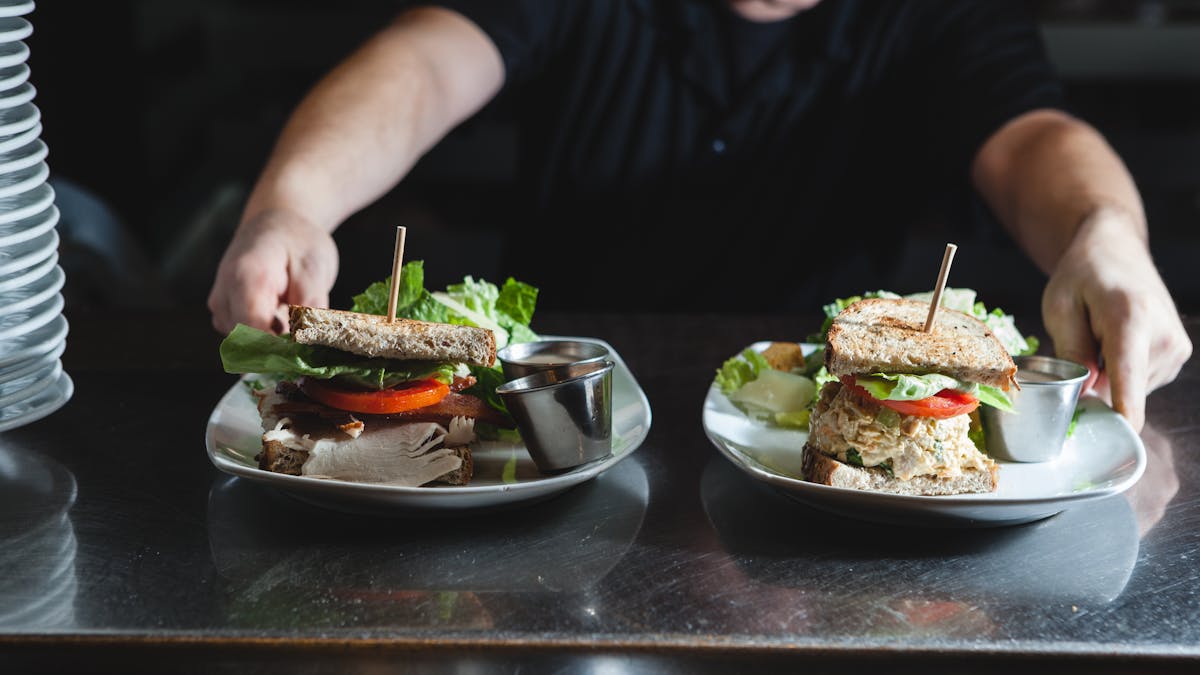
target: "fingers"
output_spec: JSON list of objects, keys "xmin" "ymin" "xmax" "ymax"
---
[
  {"xmin": 285, "ymin": 256, "xmax": 333, "ymax": 309},
  {"xmin": 1041, "ymin": 285, "xmax": 1101, "ymax": 392},
  {"xmin": 1103, "ymin": 304, "xmax": 1150, "ymax": 432},
  {"xmin": 207, "ymin": 211, "xmax": 341, "ymax": 336},
  {"xmin": 1146, "ymin": 320, "xmax": 1193, "ymax": 393},
  {"xmin": 207, "ymin": 248, "xmax": 289, "ymax": 335},
  {"xmin": 284, "ymin": 236, "xmax": 339, "ymax": 312}
]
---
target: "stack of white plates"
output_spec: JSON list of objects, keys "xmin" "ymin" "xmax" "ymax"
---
[{"xmin": 0, "ymin": 0, "xmax": 72, "ymax": 432}]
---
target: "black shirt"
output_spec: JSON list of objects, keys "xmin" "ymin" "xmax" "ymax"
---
[{"xmin": 426, "ymin": 0, "xmax": 1064, "ymax": 311}]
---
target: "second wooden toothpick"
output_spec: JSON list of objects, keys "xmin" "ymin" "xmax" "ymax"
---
[
  {"xmin": 387, "ymin": 226, "xmax": 407, "ymax": 322},
  {"xmin": 923, "ymin": 243, "xmax": 957, "ymax": 332}
]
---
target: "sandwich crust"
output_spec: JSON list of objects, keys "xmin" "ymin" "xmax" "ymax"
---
[
  {"xmin": 801, "ymin": 442, "xmax": 997, "ymax": 495},
  {"xmin": 289, "ymin": 305, "xmax": 497, "ymax": 367},
  {"xmin": 825, "ymin": 298, "xmax": 1016, "ymax": 390}
]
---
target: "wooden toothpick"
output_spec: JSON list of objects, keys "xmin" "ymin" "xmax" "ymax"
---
[
  {"xmin": 923, "ymin": 242, "xmax": 958, "ymax": 332},
  {"xmin": 386, "ymin": 226, "xmax": 407, "ymax": 322}
]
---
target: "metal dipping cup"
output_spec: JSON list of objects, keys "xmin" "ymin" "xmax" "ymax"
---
[
  {"xmin": 981, "ymin": 355, "xmax": 1090, "ymax": 463},
  {"xmin": 496, "ymin": 360, "xmax": 615, "ymax": 474},
  {"xmin": 497, "ymin": 339, "xmax": 611, "ymax": 382}
]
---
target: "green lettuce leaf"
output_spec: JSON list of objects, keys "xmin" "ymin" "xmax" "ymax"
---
[
  {"xmin": 219, "ymin": 324, "xmax": 457, "ymax": 390},
  {"xmin": 857, "ymin": 373, "xmax": 970, "ymax": 401},
  {"xmin": 853, "ymin": 372, "xmax": 1014, "ymax": 412},
  {"xmin": 349, "ymin": 263, "xmax": 540, "ymax": 416},
  {"xmin": 975, "ymin": 383, "xmax": 1016, "ymax": 413},
  {"xmin": 353, "ymin": 262, "xmax": 540, "ymax": 350},
  {"xmin": 714, "ymin": 348, "xmax": 771, "ymax": 395},
  {"xmin": 350, "ymin": 260, "xmax": 428, "ymax": 316}
]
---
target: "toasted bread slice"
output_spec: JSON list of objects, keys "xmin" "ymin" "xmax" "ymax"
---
[
  {"xmin": 289, "ymin": 305, "xmax": 496, "ymax": 367},
  {"xmin": 825, "ymin": 297, "xmax": 1016, "ymax": 390},
  {"xmin": 801, "ymin": 442, "xmax": 997, "ymax": 495}
]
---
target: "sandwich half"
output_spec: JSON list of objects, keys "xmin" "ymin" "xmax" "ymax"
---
[
  {"xmin": 220, "ymin": 306, "xmax": 513, "ymax": 487},
  {"xmin": 803, "ymin": 298, "xmax": 1016, "ymax": 495}
]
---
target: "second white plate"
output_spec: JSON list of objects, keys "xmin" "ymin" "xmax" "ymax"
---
[{"xmin": 703, "ymin": 342, "xmax": 1146, "ymax": 527}]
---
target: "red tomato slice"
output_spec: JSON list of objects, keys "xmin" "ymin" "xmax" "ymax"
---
[
  {"xmin": 299, "ymin": 377, "xmax": 450, "ymax": 414},
  {"xmin": 840, "ymin": 376, "xmax": 979, "ymax": 419}
]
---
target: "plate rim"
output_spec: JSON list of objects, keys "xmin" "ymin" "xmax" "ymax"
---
[
  {"xmin": 0, "ymin": 156, "xmax": 45, "ymax": 199},
  {"xmin": 0, "ymin": 178, "xmax": 51, "ymax": 224},
  {"xmin": 0, "ymin": 248, "xmax": 54, "ymax": 292},
  {"xmin": 205, "ymin": 334, "xmax": 653, "ymax": 504},
  {"xmin": 0, "ymin": 80, "xmax": 32, "ymax": 110},
  {"xmin": 0, "ymin": 263, "xmax": 64, "ymax": 316},
  {"xmin": 0, "ymin": 2, "xmax": 33, "ymax": 19},
  {"xmin": 703, "ymin": 341, "xmax": 1147, "ymax": 518},
  {"xmin": 0, "ymin": 203, "xmax": 58, "ymax": 249},
  {"xmin": 0, "ymin": 337, "xmax": 63, "ymax": 385},
  {"xmin": 0, "ymin": 311, "xmax": 66, "ymax": 367},
  {"xmin": 0, "ymin": 370, "xmax": 73, "ymax": 432},
  {"xmin": 0, "ymin": 226, "xmax": 55, "ymax": 276},
  {"xmin": 0, "ymin": 290, "xmax": 62, "ymax": 341}
]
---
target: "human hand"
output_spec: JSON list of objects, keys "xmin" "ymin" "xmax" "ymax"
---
[
  {"xmin": 1041, "ymin": 209, "xmax": 1192, "ymax": 431},
  {"xmin": 207, "ymin": 208, "xmax": 339, "ymax": 335}
]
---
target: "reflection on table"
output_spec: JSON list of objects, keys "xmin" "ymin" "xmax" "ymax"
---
[
  {"xmin": 698, "ymin": 454, "xmax": 1142, "ymax": 639},
  {"xmin": 0, "ymin": 443, "xmax": 77, "ymax": 630},
  {"xmin": 206, "ymin": 455, "xmax": 649, "ymax": 630}
]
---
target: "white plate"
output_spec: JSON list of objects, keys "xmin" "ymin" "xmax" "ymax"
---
[
  {"xmin": 0, "ymin": 136, "xmax": 43, "ymax": 173},
  {"xmin": 0, "ymin": 18, "xmax": 30, "ymax": 44},
  {"xmin": 0, "ymin": 176, "xmax": 49, "ymax": 224},
  {"xmin": 0, "ymin": 101, "xmax": 36, "ymax": 137},
  {"xmin": 0, "ymin": 2, "xmax": 33, "ymax": 19},
  {"xmin": 0, "ymin": 370, "xmax": 73, "ymax": 432},
  {"xmin": 0, "ymin": 202, "xmax": 56, "ymax": 247},
  {"xmin": 0, "ymin": 357, "xmax": 59, "ymax": 408},
  {"xmin": 0, "ymin": 263, "xmax": 62, "ymax": 316},
  {"xmin": 0, "ymin": 312, "xmax": 65, "ymax": 368},
  {"xmin": 0, "ymin": 63, "xmax": 26, "ymax": 93},
  {"xmin": 0, "ymin": 248, "xmax": 53, "ymax": 292},
  {"xmin": 0, "ymin": 291, "xmax": 61, "ymax": 342},
  {"xmin": 0, "ymin": 119, "xmax": 37, "ymax": 154},
  {"xmin": 703, "ymin": 342, "xmax": 1147, "ymax": 527},
  {"xmin": 0, "ymin": 158, "xmax": 44, "ymax": 199},
  {"xmin": 206, "ymin": 336, "xmax": 653, "ymax": 515},
  {"xmin": 0, "ymin": 337, "xmax": 62, "ymax": 385},
  {"xmin": 0, "ymin": 80, "xmax": 31, "ymax": 110},
  {"xmin": 0, "ymin": 227, "xmax": 55, "ymax": 276},
  {"xmin": 0, "ymin": 41, "xmax": 27, "ymax": 69}
]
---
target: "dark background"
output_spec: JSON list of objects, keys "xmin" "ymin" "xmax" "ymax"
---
[{"xmin": 23, "ymin": 0, "xmax": 1200, "ymax": 319}]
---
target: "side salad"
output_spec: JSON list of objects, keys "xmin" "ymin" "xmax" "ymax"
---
[{"xmin": 714, "ymin": 287, "xmax": 1039, "ymax": 431}]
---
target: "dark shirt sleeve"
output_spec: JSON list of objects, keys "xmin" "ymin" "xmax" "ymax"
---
[
  {"xmin": 414, "ymin": 0, "xmax": 577, "ymax": 86},
  {"xmin": 914, "ymin": 0, "xmax": 1066, "ymax": 170}
]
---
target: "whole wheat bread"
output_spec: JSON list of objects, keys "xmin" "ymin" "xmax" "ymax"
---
[
  {"xmin": 825, "ymin": 298, "xmax": 1016, "ymax": 390},
  {"xmin": 289, "ymin": 305, "xmax": 496, "ymax": 367},
  {"xmin": 801, "ymin": 442, "xmax": 997, "ymax": 495}
]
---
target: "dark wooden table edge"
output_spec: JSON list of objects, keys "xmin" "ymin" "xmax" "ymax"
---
[{"xmin": 2, "ymin": 634, "xmax": 1198, "ymax": 672}]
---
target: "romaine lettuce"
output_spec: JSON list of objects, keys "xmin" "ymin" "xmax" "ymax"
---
[
  {"xmin": 219, "ymin": 323, "xmax": 457, "ymax": 390},
  {"xmin": 715, "ymin": 348, "xmax": 771, "ymax": 395},
  {"xmin": 353, "ymin": 262, "xmax": 539, "ymax": 348},
  {"xmin": 853, "ymin": 372, "xmax": 1015, "ymax": 412}
]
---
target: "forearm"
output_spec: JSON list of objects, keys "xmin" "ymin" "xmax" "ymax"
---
[
  {"xmin": 971, "ymin": 109, "xmax": 1147, "ymax": 275},
  {"xmin": 242, "ymin": 6, "xmax": 504, "ymax": 232}
]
